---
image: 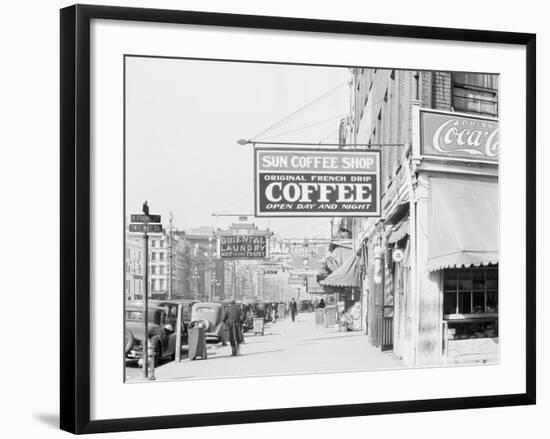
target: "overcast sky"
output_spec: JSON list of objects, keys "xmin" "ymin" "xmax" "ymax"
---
[{"xmin": 125, "ymin": 56, "xmax": 350, "ymax": 238}]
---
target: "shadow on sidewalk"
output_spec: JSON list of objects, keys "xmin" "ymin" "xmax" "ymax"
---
[
  {"xmin": 302, "ymin": 333, "xmax": 362, "ymax": 342},
  {"xmin": 199, "ymin": 348, "xmax": 285, "ymax": 360}
]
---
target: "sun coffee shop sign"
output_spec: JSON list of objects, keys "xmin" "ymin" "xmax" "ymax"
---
[
  {"xmin": 254, "ymin": 148, "xmax": 381, "ymax": 217},
  {"xmin": 420, "ymin": 109, "xmax": 499, "ymax": 161}
]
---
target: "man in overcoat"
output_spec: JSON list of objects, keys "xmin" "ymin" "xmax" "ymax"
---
[
  {"xmin": 222, "ymin": 300, "xmax": 242, "ymax": 356},
  {"xmin": 289, "ymin": 298, "xmax": 298, "ymax": 323}
]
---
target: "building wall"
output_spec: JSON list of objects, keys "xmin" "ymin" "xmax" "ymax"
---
[
  {"xmin": 343, "ymin": 67, "xmax": 498, "ymax": 367},
  {"xmin": 177, "ymin": 230, "xmax": 218, "ymax": 301},
  {"xmin": 125, "ymin": 230, "xmax": 193, "ymax": 301},
  {"xmin": 125, "ymin": 236, "xmax": 144, "ymax": 301},
  {"xmin": 149, "ymin": 234, "xmax": 182, "ymax": 298}
]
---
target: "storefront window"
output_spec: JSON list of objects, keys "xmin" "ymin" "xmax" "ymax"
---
[
  {"xmin": 451, "ymin": 73, "xmax": 498, "ymax": 116},
  {"xmin": 447, "ymin": 319, "xmax": 498, "ymax": 340},
  {"xmin": 443, "ymin": 266, "xmax": 498, "ymax": 316}
]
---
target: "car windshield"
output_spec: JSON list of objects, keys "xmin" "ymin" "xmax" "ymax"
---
[{"xmin": 195, "ymin": 307, "xmax": 215, "ymax": 313}]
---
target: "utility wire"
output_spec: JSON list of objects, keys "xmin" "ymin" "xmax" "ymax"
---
[
  {"xmin": 251, "ymin": 79, "xmax": 349, "ymax": 141},
  {"xmin": 314, "ymin": 93, "xmax": 396, "ymax": 145},
  {"xmin": 318, "ymin": 128, "xmax": 340, "ymax": 144},
  {"xmin": 260, "ymin": 113, "xmax": 348, "ymax": 141}
]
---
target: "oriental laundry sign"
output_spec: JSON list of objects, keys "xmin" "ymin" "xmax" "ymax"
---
[
  {"xmin": 254, "ymin": 148, "xmax": 381, "ymax": 217},
  {"xmin": 218, "ymin": 235, "xmax": 268, "ymax": 259},
  {"xmin": 420, "ymin": 109, "xmax": 499, "ymax": 161}
]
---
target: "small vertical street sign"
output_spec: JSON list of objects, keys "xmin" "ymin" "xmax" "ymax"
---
[
  {"xmin": 129, "ymin": 223, "xmax": 163, "ymax": 233},
  {"xmin": 129, "ymin": 202, "xmax": 161, "ymax": 380},
  {"xmin": 131, "ymin": 214, "xmax": 162, "ymax": 223}
]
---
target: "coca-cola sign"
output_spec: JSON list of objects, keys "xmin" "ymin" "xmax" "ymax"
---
[{"xmin": 420, "ymin": 110, "xmax": 499, "ymax": 161}]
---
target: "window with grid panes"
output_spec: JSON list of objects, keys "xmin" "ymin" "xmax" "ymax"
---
[
  {"xmin": 451, "ymin": 73, "xmax": 498, "ymax": 116},
  {"xmin": 443, "ymin": 266, "xmax": 498, "ymax": 317}
]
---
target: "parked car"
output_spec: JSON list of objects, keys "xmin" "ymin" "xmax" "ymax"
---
[
  {"xmin": 153, "ymin": 299, "xmax": 198, "ymax": 327},
  {"xmin": 222, "ymin": 300, "xmax": 253, "ymax": 331},
  {"xmin": 189, "ymin": 302, "xmax": 224, "ymax": 342},
  {"xmin": 125, "ymin": 303, "xmax": 181, "ymax": 365},
  {"xmin": 298, "ymin": 299, "xmax": 312, "ymax": 312},
  {"xmin": 240, "ymin": 301, "xmax": 254, "ymax": 331},
  {"xmin": 251, "ymin": 301, "xmax": 273, "ymax": 323}
]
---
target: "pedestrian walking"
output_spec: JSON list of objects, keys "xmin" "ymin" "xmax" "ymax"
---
[
  {"xmin": 222, "ymin": 300, "xmax": 242, "ymax": 356},
  {"xmin": 290, "ymin": 298, "xmax": 298, "ymax": 322}
]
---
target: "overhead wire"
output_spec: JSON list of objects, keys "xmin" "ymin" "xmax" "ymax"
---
[
  {"xmin": 251, "ymin": 79, "xmax": 350, "ymax": 141},
  {"xmin": 318, "ymin": 128, "xmax": 340, "ymax": 144},
  {"xmin": 259, "ymin": 113, "xmax": 348, "ymax": 141}
]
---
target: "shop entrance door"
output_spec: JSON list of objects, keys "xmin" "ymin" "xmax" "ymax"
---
[
  {"xmin": 381, "ymin": 313, "xmax": 394, "ymax": 351},
  {"xmin": 381, "ymin": 252, "xmax": 395, "ymax": 351},
  {"xmin": 372, "ymin": 283, "xmax": 383, "ymax": 347}
]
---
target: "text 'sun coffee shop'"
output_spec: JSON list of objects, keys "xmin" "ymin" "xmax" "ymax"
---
[{"xmin": 357, "ymin": 105, "xmax": 499, "ymax": 367}]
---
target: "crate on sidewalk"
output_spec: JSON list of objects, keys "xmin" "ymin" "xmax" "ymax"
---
[
  {"xmin": 188, "ymin": 326, "xmax": 207, "ymax": 360},
  {"xmin": 325, "ymin": 306, "xmax": 338, "ymax": 327},
  {"xmin": 253, "ymin": 317, "xmax": 264, "ymax": 335}
]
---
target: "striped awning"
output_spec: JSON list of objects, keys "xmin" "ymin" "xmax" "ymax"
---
[
  {"xmin": 388, "ymin": 218, "xmax": 409, "ymax": 244},
  {"xmin": 428, "ymin": 177, "xmax": 498, "ymax": 271},
  {"xmin": 319, "ymin": 253, "xmax": 360, "ymax": 288}
]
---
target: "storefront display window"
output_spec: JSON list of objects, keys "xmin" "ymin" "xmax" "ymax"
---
[
  {"xmin": 447, "ymin": 319, "xmax": 498, "ymax": 340},
  {"xmin": 443, "ymin": 266, "xmax": 498, "ymax": 317}
]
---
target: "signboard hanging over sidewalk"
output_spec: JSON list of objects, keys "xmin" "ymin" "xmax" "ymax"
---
[
  {"xmin": 254, "ymin": 148, "xmax": 381, "ymax": 217},
  {"xmin": 218, "ymin": 234, "xmax": 268, "ymax": 259}
]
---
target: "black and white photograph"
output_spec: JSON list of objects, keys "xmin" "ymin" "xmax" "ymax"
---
[
  {"xmin": 1, "ymin": 0, "xmax": 542, "ymax": 437},
  {"xmin": 123, "ymin": 57, "xmax": 500, "ymax": 383}
]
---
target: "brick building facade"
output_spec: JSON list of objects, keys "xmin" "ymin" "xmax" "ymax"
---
[{"xmin": 338, "ymin": 68, "xmax": 499, "ymax": 367}]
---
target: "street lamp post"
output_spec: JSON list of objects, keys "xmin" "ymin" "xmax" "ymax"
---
[
  {"xmin": 207, "ymin": 236, "xmax": 213, "ymax": 301},
  {"xmin": 211, "ymin": 270, "xmax": 217, "ymax": 301},
  {"xmin": 302, "ymin": 257, "xmax": 310, "ymax": 301},
  {"xmin": 191, "ymin": 266, "xmax": 198, "ymax": 300},
  {"xmin": 192, "ymin": 244, "xmax": 199, "ymax": 299},
  {"xmin": 168, "ymin": 212, "xmax": 173, "ymax": 300},
  {"xmin": 232, "ymin": 260, "xmax": 236, "ymax": 300}
]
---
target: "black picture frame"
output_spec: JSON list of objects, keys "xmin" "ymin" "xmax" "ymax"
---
[{"xmin": 60, "ymin": 4, "xmax": 536, "ymax": 434}]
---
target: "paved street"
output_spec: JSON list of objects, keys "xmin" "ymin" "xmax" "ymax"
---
[{"xmin": 126, "ymin": 312, "xmax": 403, "ymax": 382}]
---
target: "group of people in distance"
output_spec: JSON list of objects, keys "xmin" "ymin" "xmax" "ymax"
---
[{"xmin": 222, "ymin": 297, "xmax": 328, "ymax": 356}]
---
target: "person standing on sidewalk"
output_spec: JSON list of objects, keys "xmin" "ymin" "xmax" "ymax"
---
[
  {"xmin": 222, "ymin": 300, "xmax": 242, "ymax": 356},
  {"xmin": 290, "ymin": 298, "xmax": 298, "ymax": 323}
]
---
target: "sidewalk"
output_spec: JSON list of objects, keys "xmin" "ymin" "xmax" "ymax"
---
[{"xmin": 134, "ymin": 312, "xmax": 404, "ymax": 382}]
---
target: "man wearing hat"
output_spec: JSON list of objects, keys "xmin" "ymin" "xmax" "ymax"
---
[{"xmin": 222, "ymin": 300, "xmax": 242, "ymax": 356}]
